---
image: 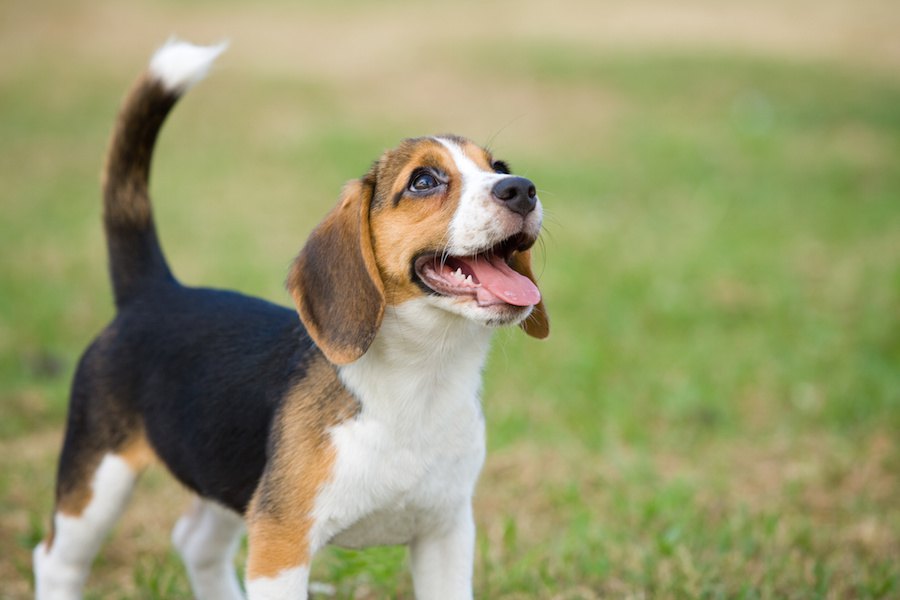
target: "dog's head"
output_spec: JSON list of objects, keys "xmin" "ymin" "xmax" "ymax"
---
[{"xmin": 288, "ymin": 135, "xmax": 549, "ymax": 364}]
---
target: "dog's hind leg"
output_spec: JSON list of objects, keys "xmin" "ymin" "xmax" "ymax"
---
[
  {"xmin": 33, "ymin": 447, "xmax": 149, "ymax": 599},
  {"xmin": 34, "ymin": 339, "xmax": 153, "ymax": 600},
  {"xmin": 172, "ymin": 497, "xmax": 245, "ymax": 600}
]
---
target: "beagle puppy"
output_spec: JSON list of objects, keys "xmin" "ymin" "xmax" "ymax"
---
[{"xmin": 33, "ymin": 40, "xmax": 548, "ymax": 600}]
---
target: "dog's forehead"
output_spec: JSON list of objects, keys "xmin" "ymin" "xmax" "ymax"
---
[
  {"xmin": 374, "ymin": 136, "xmax": 494, "ymax": 184},
  {"xmin": 432, "ymin": 135, "xmax": 494, "ymax": 172}
]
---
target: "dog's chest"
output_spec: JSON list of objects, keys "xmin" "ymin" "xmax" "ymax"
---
[
  {"xmin": 314, "ymin": 331, "xmax": 489, "ymax": 548},
  {"xmin": 328, "ymin": 436, "xmax": 484, "ymax": 549}
]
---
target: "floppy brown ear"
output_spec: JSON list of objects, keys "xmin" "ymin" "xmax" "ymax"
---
[
  {"xmin": 287, "ymin": 180, "xmax": 386, "ymax": 364},
  {"xmin": 509, "ymin": 249, "xmax": 550, "ymax": 339}
]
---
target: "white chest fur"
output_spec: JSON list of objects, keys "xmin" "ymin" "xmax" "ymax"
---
[{"xmin": 313, "ymin": 300, "xmax": 492, "ymax": 550}]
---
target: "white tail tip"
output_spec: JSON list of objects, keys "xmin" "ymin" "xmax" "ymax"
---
[{"xmin": 149, "ymin": 38, "xmax": 228, "ymax": 93}]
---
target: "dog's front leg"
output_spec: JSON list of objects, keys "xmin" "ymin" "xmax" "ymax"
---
[
  {"xmin": 244, "ymin": 513, "xmax": 313, "ymax": 600},
  {"xmin": 409, "ymin": 504, "xmax": 476, "ymax": 600},
  {"xmin": 244, "ymin": 470, "xmax": 320, "ymax": 600}
]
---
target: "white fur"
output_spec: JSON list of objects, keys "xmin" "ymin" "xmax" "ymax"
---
[
  {"xmin": 435, "ymin": 137, "xmax": 543, "ymax": 257},
  {"xmin": 245, "ymin": 565, "xmax": 309, "ymax": 600},
  {"xmin": 298, "ymin": 300, "xmax": 489, "ymax": 598},
  {"xmin": 172, "ymin": 498, "xmax": 245, "ymax": 600},
  {"xmin": 427, "ymin": 137, "xmax": 542, "ymax": 327},
  {"xmin": 149, "ymin": 38, "xmax": 228, "ymax": 93},
  {"xmin": 34, "ymin": 454, "xmax": 139, "ymax": 600},
  {"xmin": 42, "ymin": 39, "xmax": 544, "ymax": 600},
  {"xmin": 409, "ymin": 504, "xmax": 476, "ymax": 600},
  {"xmin": 245, "ymin": 288, "xmax": 494, "ymax": 600},
  {"xmin": 262, "ymin": 144, "xmax": 542, "ymax": 598}
]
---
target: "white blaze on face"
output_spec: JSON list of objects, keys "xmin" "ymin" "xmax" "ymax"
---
[{"xmin": 434, "ymin": 137, "xmax": 543, "ymax": 257}]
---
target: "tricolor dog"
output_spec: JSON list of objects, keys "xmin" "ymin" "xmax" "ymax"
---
[{"xmin": 33, "ymin": 40, "xmax": 548, "ymax": 600}]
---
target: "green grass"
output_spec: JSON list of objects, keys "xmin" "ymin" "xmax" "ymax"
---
[{"xmin": 1, "ymin": 1, "xmax": 899, "ymax": 598}]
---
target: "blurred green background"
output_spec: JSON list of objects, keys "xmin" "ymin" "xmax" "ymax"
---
[{"xmin": 1, "ymin": 0, "xmax": 898, "ymax": 598}]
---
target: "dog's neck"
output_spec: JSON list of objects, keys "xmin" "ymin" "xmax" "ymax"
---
[{"xmin": 338, "ymin": 299, "xmax": 493, "ymax": 431}]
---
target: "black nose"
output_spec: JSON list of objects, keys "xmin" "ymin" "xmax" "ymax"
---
[{"xmin": 491, "ymin": 176, "xmax": 537, "ymax": 217}]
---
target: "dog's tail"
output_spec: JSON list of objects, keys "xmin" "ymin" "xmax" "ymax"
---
[{"xmin": 102, "ymin": 39, "xmax": 227, "ymax": 307}]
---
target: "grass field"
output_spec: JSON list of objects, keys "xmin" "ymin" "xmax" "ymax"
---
[{"xmin": 2, "ymin": 0, "xmax": 899, "ymax": 598}]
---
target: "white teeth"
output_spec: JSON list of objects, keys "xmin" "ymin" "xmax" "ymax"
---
[
  {"xmin": 448, "ymin": 266, "xmax": 476, "ymax": 286},
  {"xmin": 447, "ymin": 265, "xmax": 477, "ymax": 287}
]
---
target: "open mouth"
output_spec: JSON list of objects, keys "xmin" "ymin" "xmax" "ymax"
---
[{"xmin": 413, "ymin": 233, "xmax": 541, "ymax": 308}]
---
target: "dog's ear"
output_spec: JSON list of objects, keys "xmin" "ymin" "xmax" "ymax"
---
[
  {"xmin": 287, "ymin": 179, "xmax": 385, "ymax": 364},
  {"xmin": 509, "ymin": 249, "xmax": 549, "ymax": 339}
]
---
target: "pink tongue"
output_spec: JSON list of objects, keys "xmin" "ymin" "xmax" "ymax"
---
[{"xmin": 462, "ymin": 255, "xmax": 541, "ymax": 307}]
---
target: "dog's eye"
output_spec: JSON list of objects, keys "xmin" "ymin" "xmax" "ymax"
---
[
  {"xmin": 491, "ymin": 160, "xmax": 511, "ymax": 175},
  {"xmin": 409, "ymin": 170, "xmax": 441, "ymax": 193}
]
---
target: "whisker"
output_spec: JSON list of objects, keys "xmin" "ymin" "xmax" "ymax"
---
[
  {"xmin": 482, "ymin": 114, "xmax": 527, "ymax": 154},
  {"xmin": 440, "ymin": 232, "xmax": 452, "ymax": 266}
]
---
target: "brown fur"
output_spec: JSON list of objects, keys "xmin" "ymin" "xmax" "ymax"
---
[
  {"xmin": 455, "ymin": 137, "xmax": 496, "ymax": 171},
  {"xmin": 44, "ymin": 45, "xmax": 548, "ymax": 596},
  {"xmin": 287, "ymin": 180, "xmax": 385, "ymax": 366},
  {"xmin": 508, "ymin": 250, "xmax": 550, "ymax": 338},
  {"xmin": 54, "ymin": 459, "xmax": 98, "ymax": 519},
  {"xmin": 117, "ymin": 431, "xmax": 157, "ymax": 472},
  {"xmin": 261, "ymin": 136, "xmax": 548, "ymax": 578},
  {"xmin": 102, "ymin": 74, "xmax": 169, "ymax": 228},
  {"xmin": 245, "ymin": 357, "xmax": 360, "ymax": 578},
  {"xmin": 368, "ymin": 140, "xmax": 464, "ymax": 305},
  {"xmin": 289, "ymin": 136, "xmax": 549, "ymax": 351},
  {"xmin": 54, "ymin": 435, "xmax": 153, "ymax": 519},
  {"xmin": 47, "ymin": 431, "xmax": 153, "ymax": 551},
  {"xmin": 101, "ymin": 73, "xmax": 176, "ymax": 308}
]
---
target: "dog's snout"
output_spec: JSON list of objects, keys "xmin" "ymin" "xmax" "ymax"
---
[{"xmin": 491, "ymin": 176, "xmax": 537, "ymax": 217}]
